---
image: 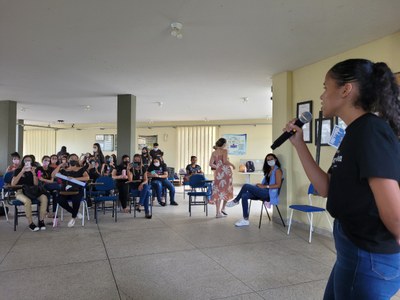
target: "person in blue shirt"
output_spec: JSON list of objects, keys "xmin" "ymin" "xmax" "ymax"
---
[{"xmin": 226, "ymin": 153, "xmax": 283, "ymax": 226}]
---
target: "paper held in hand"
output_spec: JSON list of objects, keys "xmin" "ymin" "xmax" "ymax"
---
[{"xmin": 55, "ymin": 173, "xmax": 86, "ymax": 187}]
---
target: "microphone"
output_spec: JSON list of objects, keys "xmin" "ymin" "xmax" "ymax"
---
[{"xmin": 271, "ymin": 111, "xmax": 313, "ymax": 150}]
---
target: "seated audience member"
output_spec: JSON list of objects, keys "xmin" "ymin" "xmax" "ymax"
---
[
  {"xmin": 52, "ymin": 154, "xmax": 89, "ymax": 227},
  {"xmin": 101, "ymin": 155, "xmax": 115, "ymax": 176},
  {"xmin": 149, "ymin": 143, "xmax": 163, "ymax": 160},
  {"xmin": 11, "ymin": 155, "xmax": 48, "ymax": 231},
  {"xmin": 5, "ymin": 152, "xmax": 21, "ymax": 173},
  {"xmin": 147, "ymin": 157, "xmax": 178, "ymax": 206},
  {"xmin": 227, "ymin": 153, "xmax": 283, "ymax": 227},
  {"xmin": 36, "ymin": 155, "xmax": 59, "ymax": 217},
  {"xmin": 112, "ymin": 155, "xmax": 130, "ymax": 213},
  {"xmin": 111, "ymin": 154, "xmax": 117, "ymax": 166},
  {"xmin": 128, "ymin": 154, "xmax": 151, "ymax": 219},
  {"xmin": 93, "ymin": 143, "xmax": 105, "ymax": 165},
  {"xmin": 141, "ymin": 147, "xmax": 151, "ymax": 169},
  {"xmin": 184, "ymin": 155, "xmax": 203, "ymax": 182},
  {"xmin": 87, "ymin": 158, "xmax": 101, "ymax": 182},
  {"xmin": 49, "ymin": 154, "xmax": 59, "ymax": 168}
]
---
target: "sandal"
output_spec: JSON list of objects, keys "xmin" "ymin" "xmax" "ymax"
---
[{"xmin": 208, "ymin": 200, "xmax": 215, "ymax": 205}]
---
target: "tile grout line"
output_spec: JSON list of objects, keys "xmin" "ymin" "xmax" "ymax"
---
[
  {"xmin": 97, "ymin": 222, "xmax": 122, "ymax": 300},
  {"xmin": 0, "ymin": 227, "xmax": 25, "ymax": 266}
]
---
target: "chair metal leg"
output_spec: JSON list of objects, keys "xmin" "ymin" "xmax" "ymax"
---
[
  {"xmin": 287, "ymin": 209, "xmax": 294, "ymax": 235},
  {"xmin": 1, "ymin": 202, "xmax": 8, "ymax": 221},
  {"xmin": 274, "ymin": 205, "xmax": 286, "ymax": 227},
  {"xmin": 14, "ymin": 205, "xmax": 18, "ymax": 231},
  {"xmin": 309, "ymin": 213, "xmax": 313, "ymax": 243},
  {"xmin": 258, "ymin": 202, "xmax": 264, "ymax": 229}
]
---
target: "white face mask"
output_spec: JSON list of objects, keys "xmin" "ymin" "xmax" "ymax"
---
[
  {"xmin": 93, "ymin": 148, "xmax": 97, "ymax": 152},
  {"xmin": 154, "ymin": 163, "xmax": 160, "ymax": 167},
  {"xmin": 153, "ymin": 148, "xmax": 158, "ymax": 151},
  {"xmin": 267, "ymin": 160, "xmax": 275, "ymax": 167},
  {"xmin": 13, "ymin": 159, "xmax": 20, "ymax": 165}
]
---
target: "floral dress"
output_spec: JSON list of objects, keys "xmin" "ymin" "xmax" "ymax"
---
[{"xmin": 211, "ymin": 152, "xmax": 233, "ymax": 202}]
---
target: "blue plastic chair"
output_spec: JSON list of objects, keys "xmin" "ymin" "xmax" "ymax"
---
[
  {"xmin": 91, "ymin": 176, "xmax": 118, "ymax": 223},
  {"xmin": 187, "ymin": 174, "xmax": 212, "ymax": 216},
  {"xmin": 287, "ymin": 184, "xmax": 333, "ymax": 243}
]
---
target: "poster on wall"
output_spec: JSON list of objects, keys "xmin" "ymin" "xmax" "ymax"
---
[
  {"xmin": 223, "ymin": 134, "xmax": 247, "ymax": 155},
  {"xmin": 138, "ymin": 135, "xmax": 158, "ymax": 150}
]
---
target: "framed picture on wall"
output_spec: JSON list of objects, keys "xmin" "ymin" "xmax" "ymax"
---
[
  {"xmin": 296, "ymin": 100, "xmax": 313, "ymax": 143},
  {"xmin": 335, "ymin": 117, "xmax": 347, "ymax": 129},
  {"xmin": 315, "ymin": 118, "xmax": 334, "ymax": 146}
]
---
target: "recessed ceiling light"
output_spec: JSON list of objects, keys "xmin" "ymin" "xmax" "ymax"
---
[{"xmin": 242, "ymin": 97, "xmax": 249, "ymax": 103}]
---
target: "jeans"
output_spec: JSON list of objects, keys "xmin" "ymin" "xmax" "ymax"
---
[
  {"xmin": 324, "ymin": 220, "xmax": 400, "ymax": 299},
  {"xmin": 235, "ymin": 184, "xmax": 269, "ymax": 219},
  {"xmin": 130, "ymin": 183, "xmax": 150, "ymax": 214},
  {"xmin": 151, "ymin": 179, "xmax": 175, "ymax": 203}
]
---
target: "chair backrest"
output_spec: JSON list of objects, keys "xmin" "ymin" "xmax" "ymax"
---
[
  {"xmin": 4, "ymin": 171, "xmax": 14, "ymax": 184},
  {"xmin": 188, "ymin": 174, "xmax": 207, "ymax": 189},
  {"xmin": 0, "ymin": 176, "xmax": 4, "ymax": 190},
  {"xmin": 94, "ymin": 176, "xmax": 115, "ymax": 191},
  {"xmin": 307, "ymin": 183, "xmax": 326, "ymax": 206}
]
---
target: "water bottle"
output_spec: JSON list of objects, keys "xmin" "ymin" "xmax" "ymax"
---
[{"xmin": 122, "ymin": 169, "xmax": 127, "ymax": 178}]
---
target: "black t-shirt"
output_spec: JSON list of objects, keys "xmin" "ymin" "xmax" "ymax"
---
[
  {"xmin": 13, "ymin": 168, "xmax": 34, "ymax": 185},
  {"xmin": 129, "ymin": 166, "xmax": 147, "ymax": 189},
  {"xmin": 328, "ymin": 113, "xmax": 400, "ymax": 253},
  {"xmin": 115, "ymin": 164, "xmax": 129, "ymax": 183},
  {"xmin": 36, "ymin": 166, "xmax": 54, "ymax": 181},
  {"xmin": 150, "ymin": 149, "xmax": 163, "ymax": 159},
  {"xmin": 147, "ymin": 163, "xmax": 168, "ymax": 181},
  {"xmin": 186, "ymin": 164, "xmax": 202, "ymax": 175},
  {"xmin": 60, "ymin": 168, "xmax": 87, "ymax": 192}
]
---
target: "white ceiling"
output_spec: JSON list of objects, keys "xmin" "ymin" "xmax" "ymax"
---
[{"xmin": 1, "ymin": 0, "xmax": 400, "ymax": 125}]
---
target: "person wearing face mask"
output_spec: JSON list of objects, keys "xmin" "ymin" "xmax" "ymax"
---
[
  {"xmin": 128, "ymin": 154, "xmax": 151, "ymax": 218},
  {"xmin": 112, "ymin": 155, "xmax": 130, "ymax": 212},
  {"xmin": 141, "ymin": 147, "xmax": 151, "ymax": 169},
  {"xmin": 226, "ymin": 153, "xmax": 283, "ymax": 227},
  {"xmin": 209, "ymin": 138, "xmax": 235, "ymax": 218},
  {"xmin": 92, "ymin": 143, "xmax": 105, "ymax": 165},
  {"xmin": 101, "ymin": 155, "xmax": 115, "ymax": 176},
  {"xmin": 11, "ymin": 155, "xmax": 48, "ymax": 231},
  {"xmin": 6, "ymin": 152, "xmax": 21, "ymax": 173},
  {"xmin": 36, "ymin": 155, "xmax": 59, "ymax": 218},
  {"xmin": 51, "ymin": 154, "xmax": 89, "ymax": 227},
  {"xmin": 149, "ymin": 143, "xmax": 162, "ymax": 160},
  {"xmin": 49, "ymin": 154, "xmax": 59, "ymax": 168},
  {"xmin": 147, "ymin": 158, "xmax": 178, "ymax": 206}
]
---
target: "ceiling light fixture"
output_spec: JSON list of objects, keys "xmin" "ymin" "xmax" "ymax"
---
[
  {"xmin": 170, "ymin": 22, "xmax": 183, "ymax": 39},
  {"xmin": 157, "ymin": 101, "xmax": 163, "ymax": 107},
  {"xmin": 242, "ymin": 97, "xmax": 249, "ymax": 103},
  {"xmin": 83, "ymin": 105, "xmax": 91, "ymax": 111}
]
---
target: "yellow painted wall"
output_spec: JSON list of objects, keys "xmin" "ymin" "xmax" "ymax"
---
[{"xmin": 274, "ymin": 31, "xmax": 400, "ymax": 231}]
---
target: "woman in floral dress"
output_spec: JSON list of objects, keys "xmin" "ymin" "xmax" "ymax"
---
[{"xmin": 209, "ymin": 138, "xmax": 235, "ymax": 218}]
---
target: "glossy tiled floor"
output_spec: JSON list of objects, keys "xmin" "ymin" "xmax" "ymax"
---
[{"xmin": 0, "ymin": 187, "xmax": 399, "ymax": 300}]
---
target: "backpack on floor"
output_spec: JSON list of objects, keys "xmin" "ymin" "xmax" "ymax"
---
[{"xmin": 245, "ymin": 161, "xmax": 255, "ymax": 172}]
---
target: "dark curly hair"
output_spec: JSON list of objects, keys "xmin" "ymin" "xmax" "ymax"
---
[{"xmin": 329, "ymin": 59, "xmax": 400, "ymax": 136}]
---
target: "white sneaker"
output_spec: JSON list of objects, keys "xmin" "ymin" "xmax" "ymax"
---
[
  {"xmin": 67, "ymin": 218, "xmax": 76, "ymax": 227},
  {"xmin": 226, "ymin": 200, "xmax": 239, "ymax": 208},
  {"xmin": 77, "ymin": 212, "xmax": 83, "ymax": 219},
  {"xmin": 234, "ymin": 219, "xmax": 249, "ymax": 227}
]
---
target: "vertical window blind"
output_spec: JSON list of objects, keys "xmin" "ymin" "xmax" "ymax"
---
[
  {"xmin": 177, "ymin": 126, "xmax": 217, "ymax": 175},
  {"xmin": 23, "ymin": 129, "xmax": 56, "ymax": 161}
]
